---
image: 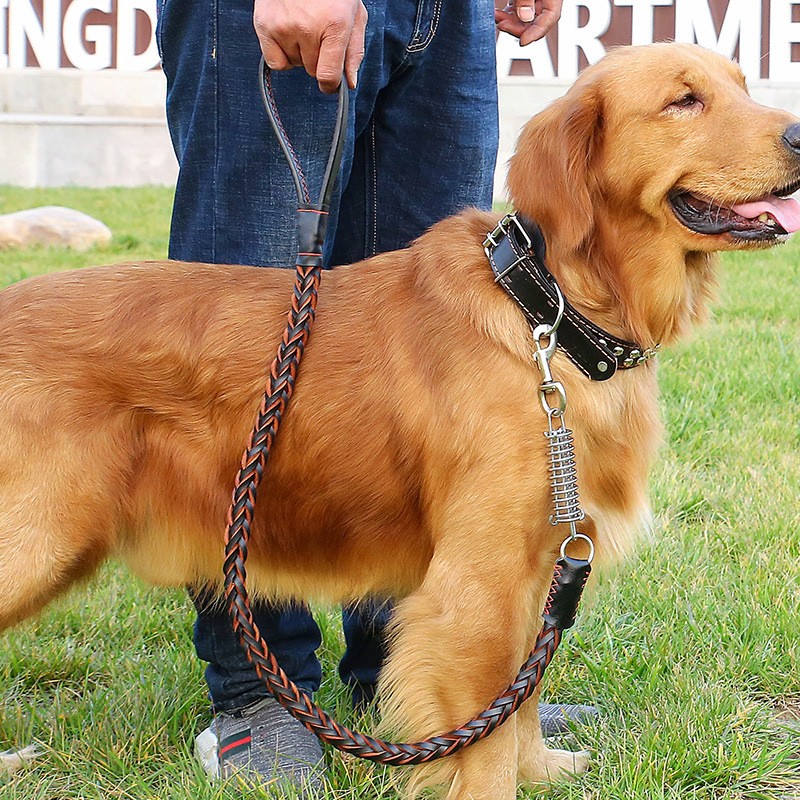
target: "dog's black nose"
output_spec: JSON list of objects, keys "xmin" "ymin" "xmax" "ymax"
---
[{"xmin": 782, "ymin": 123, "xmax": 800, "ymax": 155}]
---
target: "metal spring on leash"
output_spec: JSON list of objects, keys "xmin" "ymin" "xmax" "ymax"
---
[{"xmin": 545, "ymin": 421, "xmax": 585, "ymax": 529}]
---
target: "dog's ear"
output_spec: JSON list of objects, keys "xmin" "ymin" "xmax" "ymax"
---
[{"xmin": 506, "ymin": 79, "xmax": 603, "ymax": 254}]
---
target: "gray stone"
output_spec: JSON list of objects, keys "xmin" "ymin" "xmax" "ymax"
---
[{"xmin": 0, "ymin": 206, "xmax": 112, "ymax": 250}]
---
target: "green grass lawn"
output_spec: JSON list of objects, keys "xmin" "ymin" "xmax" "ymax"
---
[{"xmin": 0, "ymin": 186, "xmax": 798, "ymax": 799}]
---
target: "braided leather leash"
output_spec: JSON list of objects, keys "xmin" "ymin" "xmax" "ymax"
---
[{"xmin": 221, "ymin": 63, "xmax": 592, "ymax": 765}]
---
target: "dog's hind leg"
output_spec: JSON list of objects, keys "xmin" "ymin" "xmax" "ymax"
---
[
  {"xmin": 0, "ymin": 426, "xmax": 120, "ymax": 775},
  {"xmin": 0, "ymin": 508, "xmax": 111, "ymax": 633},
  {"xmin": 0, "ymin": 442, "xmax": 116, "ymax": 632},
  {"xmin": 378, "ymin": 534, "xmax": 536, "ymax": 800}
]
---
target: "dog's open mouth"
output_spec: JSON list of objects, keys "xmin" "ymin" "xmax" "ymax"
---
[{"xmin": 670, "ymin": 181, "xmax": 800, "ymax": 241}]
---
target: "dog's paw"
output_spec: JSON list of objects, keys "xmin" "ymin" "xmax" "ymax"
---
[
  {"xmin": 0, "ymin": 744, "xmax": 42, "ymax": 776},
  {"xmin": 520, "ymin": 746, "xmax": 590, "ymax": 785},
  {"xmin": 545, "ymin": 747, "xmax": 590, "ymax": 779}
]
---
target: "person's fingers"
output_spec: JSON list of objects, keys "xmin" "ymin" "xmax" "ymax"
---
[
  {"xmin": 496, "ymin": 0, "xmax": 561, "ymax": 42},
  {"xmin": 299, "ymin": 36, "xmax": 320, "ymax": 78},
  {"xmin": 344, "ymin": 2, "xmax": 367, "ymax": 89},
  {"xmin": 519, "ymin": 15, "xmax": 553, "ymax": 44},
  {"xmin": 254, "ymin": 0, "xmax": 364, "ymax": 89},
  {"xmin": 515, "ymin": 2, "xmax": 535, "ymax": 23},
  {"xmin": 260, "ymin": 37, "xmax": 292, "ymax": 71},
  {"xmin": 519, "ymin": 0, "xmax": 561, "ymax": 43},
  {"xmin": 316, "ymin": 26, "xmax": 349, "ymax": 93},
  {"xmin": 300, "ymin": 50, "xmax": 320, "ymax": 79},
  {"xmin": 495, "ymin": 18, "xmax": 526, "ymax": 37},
  {"xmin": 254, "ymin": 4, "xmax": 298, "ymax": 68},
  {"xmin": 495, "ymin": 7, "xmax": 524, "ymax": 36}
]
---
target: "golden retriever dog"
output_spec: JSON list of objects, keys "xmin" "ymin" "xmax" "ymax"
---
[{"xmin": 1, "ymin": 43, "xmax": 799, "ymax": 798}]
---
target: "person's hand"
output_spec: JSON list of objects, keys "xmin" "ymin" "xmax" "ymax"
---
[
  {"xmin": 254, "ymin": 0, "xmax": 368, "ymax": 93},
  {"xmin": 495, "ymin": 0, "xmax": 563, "ymax": 45}
]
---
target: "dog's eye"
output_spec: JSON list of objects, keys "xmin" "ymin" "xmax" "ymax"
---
[{"xmin": 666, "ymin": 93, "xmax": 703, "ymax": 113}]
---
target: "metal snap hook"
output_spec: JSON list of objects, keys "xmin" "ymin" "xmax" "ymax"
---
[
  {"xmin": 532, "ymin": 324, "xmax": 558, "ymax": 361},
  {"xmin": 539, "ymin": 381, "xmax": 567, "ymax": 417}
]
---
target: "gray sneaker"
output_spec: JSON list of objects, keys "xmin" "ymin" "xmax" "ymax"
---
[
  {"xmin": 194, "ymin": 699, "xmax": 596, "ymax": 786},
  {"xmin": 195, "ymin": 697, "xmax": 324, "ymax": 793},
  {"xmin": 539, "ymin": 703, "xmax": 599, "ymax": 737}
]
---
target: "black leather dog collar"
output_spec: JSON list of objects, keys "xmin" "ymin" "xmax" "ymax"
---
[{"xmin": 484, "ymin": 213, "xmax": 659, "ymax": 381}]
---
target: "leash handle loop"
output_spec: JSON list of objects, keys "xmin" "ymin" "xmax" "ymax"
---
[
  {"xmin": 259, "ymin": 60, "xmax": 348, "ymax": 267},
  {"xmin": 259, "ymin": 60, "xmax": 349, "ymax": 213}
]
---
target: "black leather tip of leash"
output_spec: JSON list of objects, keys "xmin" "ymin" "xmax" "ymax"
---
[{"xmin": 542, "ymin": 555, "xmax": 592, "ymax": 630}]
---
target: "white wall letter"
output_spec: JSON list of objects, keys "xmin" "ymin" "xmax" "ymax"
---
[
  {"xmin": 613, "ymin": 0, "xmax": 672, "ymax": 46},
  {"xmin": 558, "ymin": 0, "xmax": 611, "ymax": 79},
  {"xmin": 675, "ymin": 0, "xmax": 761, "ymax": 82},
  {"xmin": 496, "ymin": 30, "xmax": 555, "ymax": 79},
  {"xmin": 63, "ymin": 0, "xmax": 112, "ymax": 70},
  {"xmin": 8, "ymin": 0, "xmax": 61, "ymax": 69},
  {"xmin": 117, "ymin": 0, "xmax": 158, "ymax": 71},
  {"xmin": 770, "ymin": 0, "xmax": 800, "ymax": 81}
]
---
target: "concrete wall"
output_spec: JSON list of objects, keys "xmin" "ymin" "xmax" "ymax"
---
[{"xmin": 0, "ymin": 68, "xmax": 176, "ymax": 187}]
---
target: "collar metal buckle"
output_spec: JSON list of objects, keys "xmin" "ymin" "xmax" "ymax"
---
[
  {"xmin": 483, "ymin": 212, "xmax": 532, "ymax": 252},
  {"xmin": 485, "ymin": 213, "xmax": 534, "ymax": 283}
]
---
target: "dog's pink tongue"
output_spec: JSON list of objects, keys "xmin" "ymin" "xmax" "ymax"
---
[{"xmin": 732, "ymin": 195, "xmax": 800, "ymax": 233}]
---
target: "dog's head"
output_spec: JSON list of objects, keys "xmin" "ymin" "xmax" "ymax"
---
[{"xmin": 507, "ymin": 43, "xmax": 800, "ymax": 256}]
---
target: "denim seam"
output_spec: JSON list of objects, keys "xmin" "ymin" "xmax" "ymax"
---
[
  {"xmin": 409, "ymin": 0, "xmax": 425, "ymax": 41},
  {"xmin": 154, "ymin": 0, "xmax": 165, "ymax": 60},
  {"xmin": 367, "ymin": 118, "xmax": 378, "ymax": 257},
  {"xmin": 386, "ymin": 54, "xmax": 413, "ymax": 84},
  {"xmin": 406, "ymin": 0, "xmax": 443, "ymax": 53},
  {"xmin": 211, "ymin": 0, "xmax": 219, "ymax": 262}
]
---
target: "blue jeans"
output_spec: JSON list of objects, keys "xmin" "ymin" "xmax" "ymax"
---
[{"xmin": 158, "ymin": 0, "xmax": 499, "ymax": 712}]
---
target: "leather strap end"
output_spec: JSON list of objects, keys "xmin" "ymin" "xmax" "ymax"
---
[
  {"xmin": 541, "ymin": 556, "xmax": 592, "ymax": 630},
  {"xmin": 297, "ymin": 204, "xmax": 329, "ymax": 260}
]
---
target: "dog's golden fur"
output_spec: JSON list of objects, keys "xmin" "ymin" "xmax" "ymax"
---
[{"xmin": 1, "ymin": 44, "xmax": 799, "ymax": 797}]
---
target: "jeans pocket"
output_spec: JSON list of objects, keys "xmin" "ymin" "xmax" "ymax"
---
[{"xmin": 406, "ymin": 0, "xmax": 444, "ymax": 53}]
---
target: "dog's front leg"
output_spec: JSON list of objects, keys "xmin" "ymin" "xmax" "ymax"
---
[
  {"xmin": 378, "ymin": 534, "xmax": 535, "ymax": 800},
  {"xmin": 515, "ymin": 572, "xmax": 591, "ymax": 786},
  {"xmin": 515, "ymin": 681, "xmax": 590, "ymax": 785}
]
